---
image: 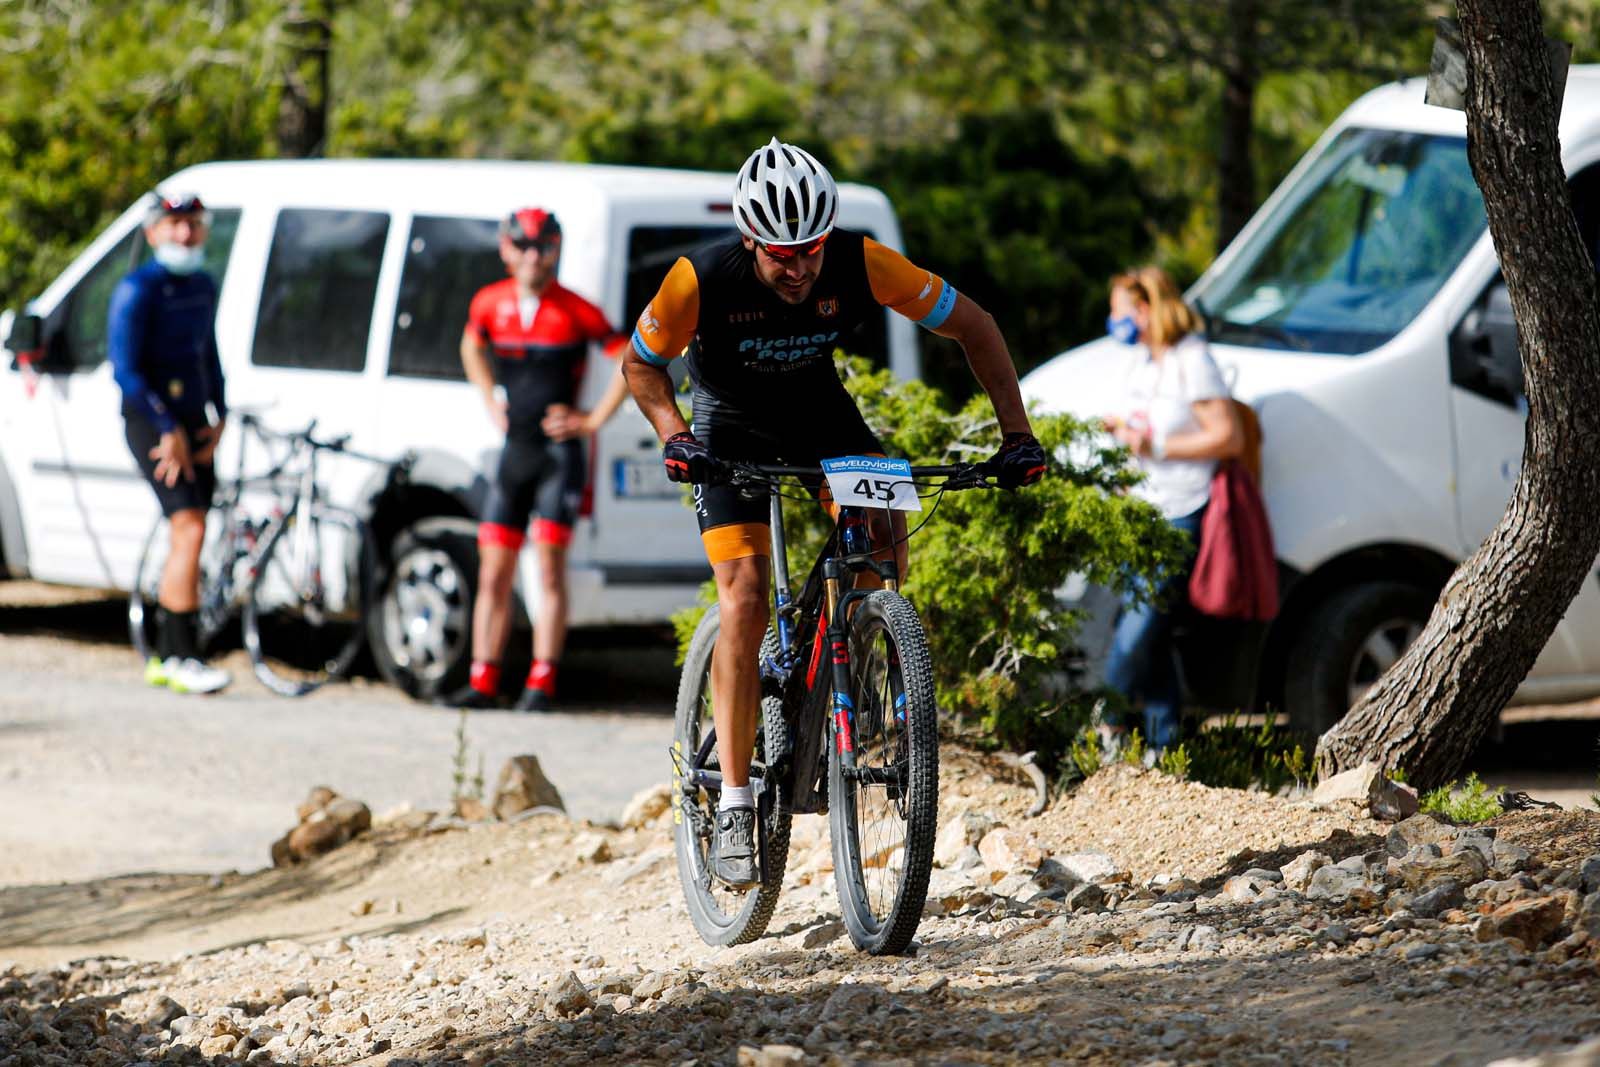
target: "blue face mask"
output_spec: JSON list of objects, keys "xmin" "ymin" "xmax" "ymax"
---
[
  {"xmin": 1106, "ymin": 314, "xmax": 1140, "ymax": 346},
  {"xmin": 154, "ymin": 243, "xmax": 206, "ymax": 275}
]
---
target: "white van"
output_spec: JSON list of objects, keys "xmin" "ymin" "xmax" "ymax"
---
[
  {"xmin": 1024, "ymin": 68, "xmax": 1600, "ymax": 735},
  {"xmin": 0, "ymin": 159, "xmax": 915, "ymax": 697}
]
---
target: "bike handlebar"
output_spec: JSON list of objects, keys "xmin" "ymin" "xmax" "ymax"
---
[{"xmin": 715, "ymin": 459, "xmax": 995, "ymax": 490}]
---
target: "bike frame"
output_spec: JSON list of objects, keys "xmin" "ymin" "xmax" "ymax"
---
[{"xmin": 686, "ymin": 463, "xmax": 970, "ymax": 816}]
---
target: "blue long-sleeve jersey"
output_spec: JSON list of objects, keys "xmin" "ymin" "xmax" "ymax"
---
[{"xmin": 107, "ymin": 260, "xmax": 226, "ymax": 434}]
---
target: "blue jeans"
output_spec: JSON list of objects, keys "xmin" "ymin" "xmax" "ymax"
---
[{"xmin": 1103, "ymin": 506, "xmax": 1205, "ymax": 750}]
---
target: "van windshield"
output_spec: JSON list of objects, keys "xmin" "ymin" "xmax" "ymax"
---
[{"xmin": 1193, "ymin": 128, "xmax": 1485, "ymax": 355}]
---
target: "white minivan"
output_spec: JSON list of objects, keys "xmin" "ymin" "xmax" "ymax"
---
[
  {"xmin": 1024, "ymin": 67, "xmax": 1600, "ymax": 735},
  {"xmin": 0, "ymin": 159, "xmax": 916, "ymax": 697}
]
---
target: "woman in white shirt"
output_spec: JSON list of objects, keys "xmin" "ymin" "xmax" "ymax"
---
[{"xmin": 1101, "ymin": 267, "xmax": 1243, "ymax": 752}]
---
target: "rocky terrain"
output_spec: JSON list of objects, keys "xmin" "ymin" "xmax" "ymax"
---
[{"xmin": 5, "ymin": 758, "xmax": 1600, "ymax": 1066}]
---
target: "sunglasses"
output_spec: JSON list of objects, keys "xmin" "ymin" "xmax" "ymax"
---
[
  {"xmin": 510, "ymin": 237, "xmax": 559, "ymax": 254},
  {"xmin": 757, "ymin": 233, "xmax": 829, "ymax": 260}
]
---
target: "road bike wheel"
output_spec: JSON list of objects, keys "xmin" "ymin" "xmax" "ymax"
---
[
  {"xmin": 128, "ymin": 510, "xmax": 240, "ymax": 663},
  {"xmin": 828, "ymin": 590, "xmax": 938, "ymax": 955},
  {"xmin": 672, "ymin": 604, "xmax": 792, "ymax": 947},
  {"xmin": 243, "ymin": 508, "xmax": 374, "ymax": 697}
]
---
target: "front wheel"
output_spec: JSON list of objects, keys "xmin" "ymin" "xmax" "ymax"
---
[
  {"xmin": 129, "ymin": 509, "xmax": 238, "ymax": 663},
  {"xmin": 1284, "ymin": 580, "xmax": 1434, "ymax": 736},
  {"xmin": 243, "ymin": 507, "xmax": 374, "ymax": 697},
  {"xmin": 368, "ymin": 518, "xmax": 478, "ymax": 700},
  {"xmin": 829, "ymin": 590, "xmax": 938, "ymax": 955},
  {"xmin": 672, "ymin": 605, "xmax": 792, "ymax": 947}
]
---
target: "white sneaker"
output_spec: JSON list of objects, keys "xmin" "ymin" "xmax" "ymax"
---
[{"xmin": 164, "ymin": 657, "xmax": 231, "ymax": 695}]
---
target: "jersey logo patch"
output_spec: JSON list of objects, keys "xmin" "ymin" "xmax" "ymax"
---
[{"xmin": 816, "ymin": 297, "xmax": 839, "ymax": 318}]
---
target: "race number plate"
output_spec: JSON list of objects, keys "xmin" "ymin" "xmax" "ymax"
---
[{"xmin": 820, "ymin": 455, "xmax": 922, "ymax": 512}]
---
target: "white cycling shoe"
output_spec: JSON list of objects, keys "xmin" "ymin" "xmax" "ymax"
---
[{"xmin": 162, "ymin": 657, "xmax": 231, "ymax": 695}]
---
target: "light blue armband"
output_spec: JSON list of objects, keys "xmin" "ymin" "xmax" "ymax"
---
[
  {"xmin": 631, "ymin": 328, "xmax": 672, "ymax": 367},
  {"xmin": 916, "ymin": 282, "xmax": 958, "ymax": 330}
]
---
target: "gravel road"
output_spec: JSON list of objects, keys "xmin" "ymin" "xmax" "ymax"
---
[{"xmin": 0, "ymin": 583, "xmax": 675, "ymax": 886}]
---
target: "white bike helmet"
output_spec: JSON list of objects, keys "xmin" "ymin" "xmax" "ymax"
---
[{"xmin": 733, "ymin": 137, "xmax": 839, "ymax": 247}]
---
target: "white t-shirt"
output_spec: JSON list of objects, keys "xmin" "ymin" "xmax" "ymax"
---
[{"xmin": 1118, "ymin": 333, "xmax": 1229, "ymax": 519}]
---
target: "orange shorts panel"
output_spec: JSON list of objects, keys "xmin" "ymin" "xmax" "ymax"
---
[{"xmin": 701, "ymin": 522, "xmax": 771, "ymax": 565}]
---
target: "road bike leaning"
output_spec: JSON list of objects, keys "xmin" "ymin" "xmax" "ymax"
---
[
  {"xmin": 671, "ymin": 457, "xmax": 1001, "ymax": 955},
  {"xmin": 129, "ymin": 413, "xmax": 411, "ymax": 697}
]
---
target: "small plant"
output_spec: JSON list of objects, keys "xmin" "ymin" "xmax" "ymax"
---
[
  {"xmin": 1158, "ymin": 742, "xmax": 1192, "ymax": 780},
  {"xmin": 451, "ymin": 710, "xmax": 485, "ymax": 803},
  {"xmin": 1419, "ymin": 772, "xmax": 1503, "ymax": 824},
  {"xmin": 1068, "ymin": 728, "xmax": 1103, "ymax": 780},
  {"xmin": 1120, "ymin": 729, "xmax": 1147, "ymax": 768},
  {"xmin": 1390, "ymin": 766, "xmax": 1409, "ymax": 784},
  {"xmin": 1179, "ymin": 711, "xmax": 1314, "ymax": 792}
]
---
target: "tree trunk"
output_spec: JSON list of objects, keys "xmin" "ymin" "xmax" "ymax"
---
[
  {"xmin": 1315, "ymin": 0, "xmax": 1600, "ymax": 790},
  {"xmin": 1216, "ymin": 0, "xmax": 1259, "ymax": 252},
  {"xmin": 275, "ymin": 0, "xmax": 331, "ymax": 159}
]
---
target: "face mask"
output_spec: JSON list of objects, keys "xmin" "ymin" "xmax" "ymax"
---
[
  {"xmin": 154, "ymin": 243, "xmax": 206, "ymax": 275},
  {"xmin": 1106, "ymin": 314, "xmax": 1140, "ymax": 346}
]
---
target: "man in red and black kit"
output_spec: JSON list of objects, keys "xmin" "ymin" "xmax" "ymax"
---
[{"xmin": 457, "ymin": 207, "xmax": 631, "ymax": 711}]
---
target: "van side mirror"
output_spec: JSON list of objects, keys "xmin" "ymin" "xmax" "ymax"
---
[
  {"xmin": 1449, "ymin": 281, "xmax": 1524, "ymax": 409},
  {"xmin": 5, "ymin": 312, "xmax": 44, "ymax": 371}
]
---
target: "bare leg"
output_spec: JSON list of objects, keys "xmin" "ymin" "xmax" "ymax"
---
[
  {"xmin": 159, "ymin": 508, "xmax": 207, "ymax": 612},
  {"xmin": 531, "ymin": 541, "xmax": 568, "ymax": 664},
  {"xmin": 472, "ymin": 542, "xmax": 519, "ymax": 663},
  {"xmin": 711, "ymin": 555, "xmax": 770, "ymax": 789}
]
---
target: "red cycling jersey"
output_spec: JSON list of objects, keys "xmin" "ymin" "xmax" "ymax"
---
[{"xmin": 464, "ymin": 278, "xmax": 626, "ymax": 441}]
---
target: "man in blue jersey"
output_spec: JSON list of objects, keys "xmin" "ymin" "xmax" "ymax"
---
[{"xmin": 109, "ymin": 192, "xmax": 231, "ymax": 695}]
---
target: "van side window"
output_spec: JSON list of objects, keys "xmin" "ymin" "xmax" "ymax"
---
[
  {"xmin": 1449, "ymin": 160, "xmax": 1600, "ymax": 412},
  {"xmin": 58, "ymin": 209, "xmax": 242, "ymax": 372},
  {"xmin": 253, "ymin": 209, "xmax": 389, "ymax": 372},
  {"xmin": 624, "ymin": 225, "xmax": 890, "ymax": 371},
  {"xmin": 389, "ymin": 215, "xmax": 501, "ymax": 380}
]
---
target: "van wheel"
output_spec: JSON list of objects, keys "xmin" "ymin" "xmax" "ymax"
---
[
  {"xmin": 1284, "ymin": 581, "xmax": 1433, "ymax": 737},
  {"xmin": 369, "ymin": 518, "xmax": 478, "ymax": 700}
]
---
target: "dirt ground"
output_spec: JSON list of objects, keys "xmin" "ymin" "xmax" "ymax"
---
[{"xmin": 5, "ymin": 755, "xmax": 1600, "ymax": 1066}]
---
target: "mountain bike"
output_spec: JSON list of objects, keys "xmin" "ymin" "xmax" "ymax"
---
[
  {"xmin": 671, "ymin": 458, "xmax": 998, "ymax": 955},
  {"xmin": 129, "ymin": 413, "xmax": 410, "ymax": 696}
]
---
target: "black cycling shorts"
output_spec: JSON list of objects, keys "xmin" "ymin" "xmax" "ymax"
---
[
  {"xmin": 479, "ymin": 436, "xmax": 586, "ymax": 549},
  {"xmin": 124, "ymin": 412, "xmax": 217, "ymax": 517},
  {"xmin": 691, "ymin": 388, "xmax": 882, "ymax": 563}
]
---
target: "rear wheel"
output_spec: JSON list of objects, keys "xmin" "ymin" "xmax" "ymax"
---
[
  {"xmin": 368, "ymin": 518, "xmax": 478, "ymax": 699},
  {"xmin": 243, "ymin": 508, "xmax": 373, "ymax": 697},
  {"xmin": 1285, "ymin": 581, "xmax": 1433, "ymax": 736},
  {"xmin": 129, "ymin": 509, "xmax": 239, "ymax": 663},
  {"xmin": 672, "ymin": 605, "xmax": 792, "ymax": 947},
  {"xmin": 829, "ymin": 590, "xmax": 938, "ymax": 955}
]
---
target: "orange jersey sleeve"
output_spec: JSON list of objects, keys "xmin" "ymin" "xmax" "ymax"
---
[
  {"xmin": 862, "ymin": 237, "xmax": 958, "ymax": 329},
  {"xmin": 630, "ymin": 257, "xmax": 700, "ymax": 366}
]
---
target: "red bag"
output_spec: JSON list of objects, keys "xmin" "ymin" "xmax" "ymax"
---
[{"xmin": 1188, "ymin": 459, "xmax": 1278, "ymax": 621}]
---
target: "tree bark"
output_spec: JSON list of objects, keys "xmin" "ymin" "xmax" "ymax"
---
[
  {"xmin": 1216, "ymin": 0, "xmax": 1259, "ymax": 252},
  {"xmin": 275, "ymin": 0, "xmax": 331, "ymax": 159},
  {"xmin": 1315, "ymin": 0, "xmax": 1600, "ymax": 790}
]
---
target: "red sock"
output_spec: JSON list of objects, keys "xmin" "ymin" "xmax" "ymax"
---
[
  {"xmin": 470, "ymin": 660, "xmax": 501, "ymax": 697},
  {"xmin": 527, "ymin": 660, "xmax": 557, "ymax": 696}
]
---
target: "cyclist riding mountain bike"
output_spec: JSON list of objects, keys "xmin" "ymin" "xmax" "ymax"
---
[
  {"xmin": 111, "ymin": 191, "xmax": 231, "ymax": 696},
  {"xmin": 623, "ymin": 138, "xmax": 1046, "ymax": 887},
  {"xmin": 456, "ymin": 207, "xmax": 633, "ymax": 712}
]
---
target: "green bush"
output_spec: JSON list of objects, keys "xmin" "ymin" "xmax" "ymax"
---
[
  {"xmin": 1420, "ymin": 772, "xmax": 1503, "ymax": 824},
  {"xmin": 1166, "ymin": 712, "xmax": 1313, "ymax": 792},
  {"xmin": 671, "ymin": 354, "xmax": 1187, "ymax": 769}
]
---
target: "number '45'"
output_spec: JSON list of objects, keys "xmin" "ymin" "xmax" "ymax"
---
[{"xmin": 853, "ymin": 478, "xmax": 896, "ymax": 503}]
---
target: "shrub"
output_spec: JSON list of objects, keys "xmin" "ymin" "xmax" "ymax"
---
[
  {"xmin": 671, "ymin": 354, "xmax": 1188, "ymax": 770},
  {"xmin": 1420, "ymin": 772, "xmax": 1503, "ymax": 824},
  {"xmin": 1172, "ymin": 713, "xmax": 1313, "ymax": 792}
]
